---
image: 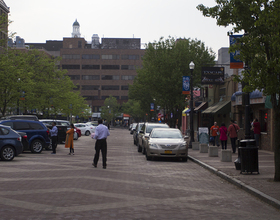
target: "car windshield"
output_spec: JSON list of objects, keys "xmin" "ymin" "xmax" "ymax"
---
[
  {"xmin": 151, "ymin": 130, "xmax": 182, "ymax": 139},
  {"xmin": 132, "ymin": 123, "xmax": 137, "ymax": 129},
  {"xmin": 137, "ymin": 124, "xmax": 144, "ymax": 131},
  {"xmin": 146, "ymin": 124, "xmax": 168, "ymax": 133}
]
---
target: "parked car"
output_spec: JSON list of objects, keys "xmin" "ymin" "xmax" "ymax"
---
[
  {"xmin": 145, "ymin": 128, "xmax": 188, "ymax": 161},
  {"xmin": 137, "ymin": 122, "xmax": 169, "ymax": 154},
  {"xmin": 74, "ymin": 123, "xmax": 95, "ymax": 136},
  {"xmin": 40, "ymin": 119, "xmax": 80, "ymax": 143},
  {"xmin": 133, "ymin": 122, "xmax": 144, "ymax": 146},
  {"xmin": 86, "ymin": 121, "xmax": 98, "ymax": 126},
  {"xmin": 17, "ymin": 131, "xmax": 29, "ymax": 151},
  {"xmin": 0, "ymin": 125, "xmax": 23, "ymax": 161},
  {"xmin": 0, "ymin": 120, "xmax": 50, "ymax": 153},
  {"xmin": 1, "ymin": 115, "xmax": 38, "ymax": 121},
  {"xmin": 130, "ymin": 123, "xmax": 137, "ymax": 134}
]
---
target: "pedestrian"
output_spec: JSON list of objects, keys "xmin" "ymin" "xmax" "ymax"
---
[
  {"xmin": 49, "ymin": 122, "xmax": 58, "ymax": 154},
  {"xmin": 219, "ymin": 123, "xmax": 228, "ymax": 149},
  {"xmin": 227, "ymin": 120, "xmax": 240, "ymax": 153},
  {"xmin": 210, "ymin": 122, "xmax": 220, "ymax": 147},
  {"xmin": 92, "ymin": 119, "xmax": 110, "ymax": 169},
  {"xmin": 65, "ymin": 123, "xmax": 75, "ymax": 155},
  {"xmin": 253, "ymin": 118, "xmax": 261, "ymax": 147}
]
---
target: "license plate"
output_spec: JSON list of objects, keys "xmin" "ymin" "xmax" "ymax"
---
[{"xmin": 165, "ymin": 150, "xmax": 172, "ymax": 154}]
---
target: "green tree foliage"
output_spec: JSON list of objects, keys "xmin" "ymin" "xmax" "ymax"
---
[
  {"xmin": 129, "ymin": 37, "xmax": 215, "ymax": 127},
  {"xmin": 122, "ymin": 99, "xmax": 146, "ymax": 122},
  {"xmin": 197, "ymin": 0, "xmax": 280, "ymax": 181},
  {"xmin": 101, "ymin": 96, "xmax": 120, "ymax": 125}
]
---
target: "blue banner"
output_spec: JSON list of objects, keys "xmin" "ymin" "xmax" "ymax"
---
[
  {"xmin": 229, "ymin": 35, "xmax": 243, "ymax": 69},
  {"xmin": 182, "ymin": 76, "xmax": 190, "ymax": 94},
  {"xmin": 150, "ymin": 103, "xmax": 154, "ymax": 111}
]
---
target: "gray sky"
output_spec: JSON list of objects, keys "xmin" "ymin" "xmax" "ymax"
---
[{"xmin": 6, "ymin": 0, "xmax": 232, "ymax": 58}]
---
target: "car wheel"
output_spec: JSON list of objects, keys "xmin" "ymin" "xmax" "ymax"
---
[
  {"xmin": 137, "ymin": 142, "xmax": 142, "ymax": 153},
  {"xmin": 142, "ymin": 146, "xmax": 146, "ymax": 155},
  {"xmin": 30, "ymin": 139, "xmax": 43, "ymax": 153},
  {"xmin": 0, "ymin": 146, "xmax": 15, "ymax": 161},
  {"xmin": 146, "ymin": 153, "xmax": 152, "ymax": 161},
  {"xmin": 85, "ymin": 130, "xmax": 90, "ymax": 136}
]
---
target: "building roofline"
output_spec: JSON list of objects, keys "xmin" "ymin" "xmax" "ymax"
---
[{"xmin": 0, "ymin": 0, "xmax": 10, "ymax": 13}]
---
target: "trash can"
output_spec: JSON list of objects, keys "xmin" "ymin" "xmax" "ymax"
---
[
  {"xmin": 235, "ymin": 139, "xmax": 257, "ymax": 171},
  {"xmin": 239, "ymin": 146, "xmax": 259, "ymax": 174}
]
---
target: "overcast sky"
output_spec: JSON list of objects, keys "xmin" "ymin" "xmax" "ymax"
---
[{"xmin": 6, "ymin": 0, "xmax": 233, "ymax": 58}]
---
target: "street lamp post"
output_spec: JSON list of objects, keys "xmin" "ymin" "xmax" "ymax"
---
[{"xmin": 189, "ymin": 61, "xmax": 195, "ymax": 148}]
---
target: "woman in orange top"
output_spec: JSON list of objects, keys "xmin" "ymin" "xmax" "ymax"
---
[{"xmin": 65, "ymin": 123, "xmax": 75, "ymax": 155}]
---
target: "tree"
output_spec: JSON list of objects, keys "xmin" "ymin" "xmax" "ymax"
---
[
  {"xmin": 122, "ymin": 99, "xmax": 146, "ymax": 122},
  {"xmin": 101, "ymin": 96, "xmax": 120, "ymax": 125},
  {"xmin": 197, "ymin": 0, "xmax": 280, "ymax": 181},
  {"xmin": 130, "ymin": 37, "xmax": 215, "ymax": 127}
]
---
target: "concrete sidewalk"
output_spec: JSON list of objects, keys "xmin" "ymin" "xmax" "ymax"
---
[{"xmin": 188, "ymin": 145, "xmax": 280, "ymax": 210}]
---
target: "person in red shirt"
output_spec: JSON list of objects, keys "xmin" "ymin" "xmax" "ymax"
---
[
  {"xmin": 253, "ymin": 118, "xmax": 261, "ymax": 147},
  {"xmin": 210, "ymin": 122, "xmax": 220, "ymax": 147},
  {"xmin": 227, "ymin": 120, "xmax": 240, "ymax": 153}
]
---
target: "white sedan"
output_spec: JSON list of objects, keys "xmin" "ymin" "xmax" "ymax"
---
[{"xmin": 74, "ymin": 123, "xmax": 96, "ymax": 136}]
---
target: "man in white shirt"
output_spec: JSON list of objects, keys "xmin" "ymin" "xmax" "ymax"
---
[{"xmin": 93, "ymin": 119, "xmax": 110, "ymax": 169}]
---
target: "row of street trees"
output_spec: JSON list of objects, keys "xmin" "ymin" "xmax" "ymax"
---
[
  {"xmin": 128, "ymin": 37, "xmax": 216, "ymax": 127},
  {"xmin": 0, "ymin": 16, "xmax": 89, "ymax": 119},
  {"xmin": 197, "ymin": 0, "xmax": 280, "ymax": 181}
]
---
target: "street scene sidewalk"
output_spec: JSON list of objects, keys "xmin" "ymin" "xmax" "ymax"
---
[{"xmin": 188, "ymin": 145, "xmax": 280, "ymax": 210}]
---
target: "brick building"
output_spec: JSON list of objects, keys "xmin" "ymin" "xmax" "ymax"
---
[{"xmin": 0, "ymin": 0, "xmax": 9, "ymax": 48}]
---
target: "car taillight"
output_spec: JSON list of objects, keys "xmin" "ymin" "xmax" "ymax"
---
[
  {"xmin": 23, "ymin": 135, "xmax": 27, "ymax": 139},
  {"xmin": 17, "ymin": 137, "xmax": 22, "ymax": 142},
  {"xmin": 47, "ymin": 130, "xmax": 50, "ymax": 135}
]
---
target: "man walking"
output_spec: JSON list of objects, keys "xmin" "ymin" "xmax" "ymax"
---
[
  {"xmin": 49, "ymin": 122, "xmax": 58, "ymax": 154},
  {"xmin": 210, "ymin": 122, "xmax": 220, "ymax": 147},
  {"xmin": 228, "ymin": 120, "xmax": 240, "ymax": 153},
  {"xmin": 93, "ymin": 119, "xmax": 110, "ymax": 169}
]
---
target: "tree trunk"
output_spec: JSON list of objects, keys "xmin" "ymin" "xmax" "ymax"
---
[{"xmin": 274, "ymin": 107, "xmax": 280, "ymax": 181}]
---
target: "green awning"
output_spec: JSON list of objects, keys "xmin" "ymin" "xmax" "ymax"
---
[
  {"xmin": 265, "ymin": 95, "xmax": 273, "ymax": 109},
  {"xmin": 202, "ymin": 100, "xmax": 231, "ymax": 114}
]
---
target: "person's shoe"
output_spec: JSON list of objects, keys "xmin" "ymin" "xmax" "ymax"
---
[
  {"xmin": 92, "ymin": 163, "xmax": 97, "ymax": 168},
  {"xmin": 51, "ymin": 153, "xmax": 56, "ymax": 154}
]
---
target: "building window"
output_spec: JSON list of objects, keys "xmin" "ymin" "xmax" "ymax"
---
[
  {"xmin": 121, "ymin": 65, "xmax": 138, "ymax": 70},
  {"xmin": 82, "ymin": 54, "xmax": 100, "ymax": 59},
  {"xmin": 121, "ymin": 75, "xmax": 135, "ymax": 80},
  {"xmin": 101, "ymin": 85, "xmax": 119, "ymax": 90},
  {"xmin": 101, "ymin": 55, "xmax": 120, "ymax": 60},
  {"xmin": 219, "ymin": 88, "xmax": 226, "ymax": 97},
  {"xmin": 82, "ymin": 75, "xmax": 100, "ymax": 80},
  {"xmin": 103, "ymin": 96, "xmax": 119, "ymax": 100},
  {"xmin": 121, "ymin": 55, "xmax": 139, "ymax": 60},
  {"xmin": 101, "ymin": 65, "xmax": 120, "ymax": 70},
  {"xmin": 82, "ymin": 85, "xmax": 100, "ymax": 90},
  {"xmin": 121, "ymin": 96, "xmax": 128, "ymax": 100},
  {"xmin": 62, "ymin": 54, "xmax": 80, "ymax": 59},
  {"xmin": 67, "ymin": 75, "xmax": 80, "ymax": 80},
  {"xmin": 121, "ymin": 85, "xmax": 129, "ymax": 90},
  {"xmin": 82, "ymin": 65, "xmax": 100, "ymax": 69},
  {"xmin": 62, "ymin": 65, "xmax": 80, "ymax": 69},
  {"xmin": 101, "ymin": 75, "xmax": 119, "ymax": 80},
  {"xmin": 78, "ymin": 41, "xmax": 82, "ymax": 48}
]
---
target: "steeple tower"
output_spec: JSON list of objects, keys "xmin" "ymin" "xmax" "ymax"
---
[{"xmin": 72, "ymin": 19, "xmax": 81, "ymax": 38}]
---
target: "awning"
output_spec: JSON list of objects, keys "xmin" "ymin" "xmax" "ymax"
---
[
  {"xmin": 202, "ymin": 100, "xmax": 231, "ymax": 114},
  {"xmin": 194, "ymin": 102, "xmax": 207, "ymax": 111},
  {"xmin": 182, "ymin": 108, "xmax": 190, "ymax": 116}
]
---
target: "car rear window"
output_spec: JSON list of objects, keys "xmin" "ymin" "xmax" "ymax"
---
[
  {"xmin": 14, "ymin": 122, "xmax": 30, "ymax": 130},
  {"xmin": 146, "ymin": 124, "xmax": 169, "ymax": 133},
  {"xmin": 29, "ymin": 122, "xmax": 44, "ymax": 130}
]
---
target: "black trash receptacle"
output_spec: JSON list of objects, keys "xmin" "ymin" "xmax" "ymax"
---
[
  {"xmin": 239, "ymin": 146, "xmax": 259, "ymax": 174},
  {"xmin": 235, "ymin": 139, "xmax": 257, "ymax": 171}
]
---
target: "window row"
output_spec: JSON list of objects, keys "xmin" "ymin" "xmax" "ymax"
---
[
  {"xmin": 62, "ymin": 65, "xmax": 140, "ymax": 70},
  {"xmin": 68, "ymin": 75, "xmax": 135, "ymax": 81},
  {"xmin": 79, "ymin": 85, "xmax": 129, "ymax": 90},
  {"xmin": 62, "ymin": 54, "xmax": 140, "ymax": 60},
  {"xmin": 84, "ymin": 96, "xmax": 128, "ymax": 100}
]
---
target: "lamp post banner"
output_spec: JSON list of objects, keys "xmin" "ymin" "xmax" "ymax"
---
[
  {"xmin": 229, "ymin": 35, "xmax": 243, "ymax": 69},
  {"xmin": 201, "ymin": 67, "xmax": 225, "ymax": 85},
  {"xmin": 182, "ymin": 76, "xmax": 190, "ymax": 94},
  {"xmin": 150, "ymin": 103, "xmax": 154, "ymax": 111}
]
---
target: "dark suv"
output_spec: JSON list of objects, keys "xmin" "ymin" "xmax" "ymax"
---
[{"xmin": 0, "ymin": 120, "xmax": 50, "ymax": 153}]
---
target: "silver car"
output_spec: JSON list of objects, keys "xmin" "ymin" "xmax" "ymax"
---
[{"xmin": 145, "ymin": 128, "xmax": 188, "ymax": 161}]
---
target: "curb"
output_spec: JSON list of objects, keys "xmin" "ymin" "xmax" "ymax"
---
[{"xmin": 188, "ymin": 155, "xmax": 280, "ymax": 210}]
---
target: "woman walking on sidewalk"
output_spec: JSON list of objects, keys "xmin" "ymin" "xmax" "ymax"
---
[
  {"xmin": 65, "ymin": 123, "xmax": 75, "ymax": 155},
  {"xmin": 219, "ymin": 123, "xmax": 228, "ymax": 150}
]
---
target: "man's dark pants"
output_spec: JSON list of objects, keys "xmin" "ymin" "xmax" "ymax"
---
[
  {"xmin": 93, "ymin": 139, "xmax": 107, "ymax": 167},
  {"xmin": 51, "ymin": 136, "xmax": 58, "ymax": 153},
  {"xmin": 230, "ymin": 137, "xmax": 237, "ymax": 153}
]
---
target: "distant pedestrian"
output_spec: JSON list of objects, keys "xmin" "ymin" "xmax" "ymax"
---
[
  {"xmin": 228, "ymin": 120, "xmax": 240, "ymax": 153},
  {"xmin": 210, "ymin": 122, "xmax": 220, "ymax": 147},
  {"xmin": 93, "ymin": 119, "xmax": 110, "ymax": 169},
  {"xmin": 253, "ymin": 118, "xmax": 261, "ymax": 147},
  {"xmin": 49, "ymin": 122, "xmax": 58, "ymax": 154},
  {"xmin": 219, "ymin": 123, "xmax": 228, "ymax": 150},
  {"xmin": 65, "ymin": 123, "xmax": 75, "ymax": 155}
]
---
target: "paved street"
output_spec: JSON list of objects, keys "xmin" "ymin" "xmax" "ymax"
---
[{"xmin": 0, "ymin": 128, "xmax": 279, "ymax": 220}]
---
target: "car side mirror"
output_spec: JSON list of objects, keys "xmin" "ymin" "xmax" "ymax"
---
[{"xmin": 184, "ymin": 136, "xmax": 189, "ymax": 139}]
